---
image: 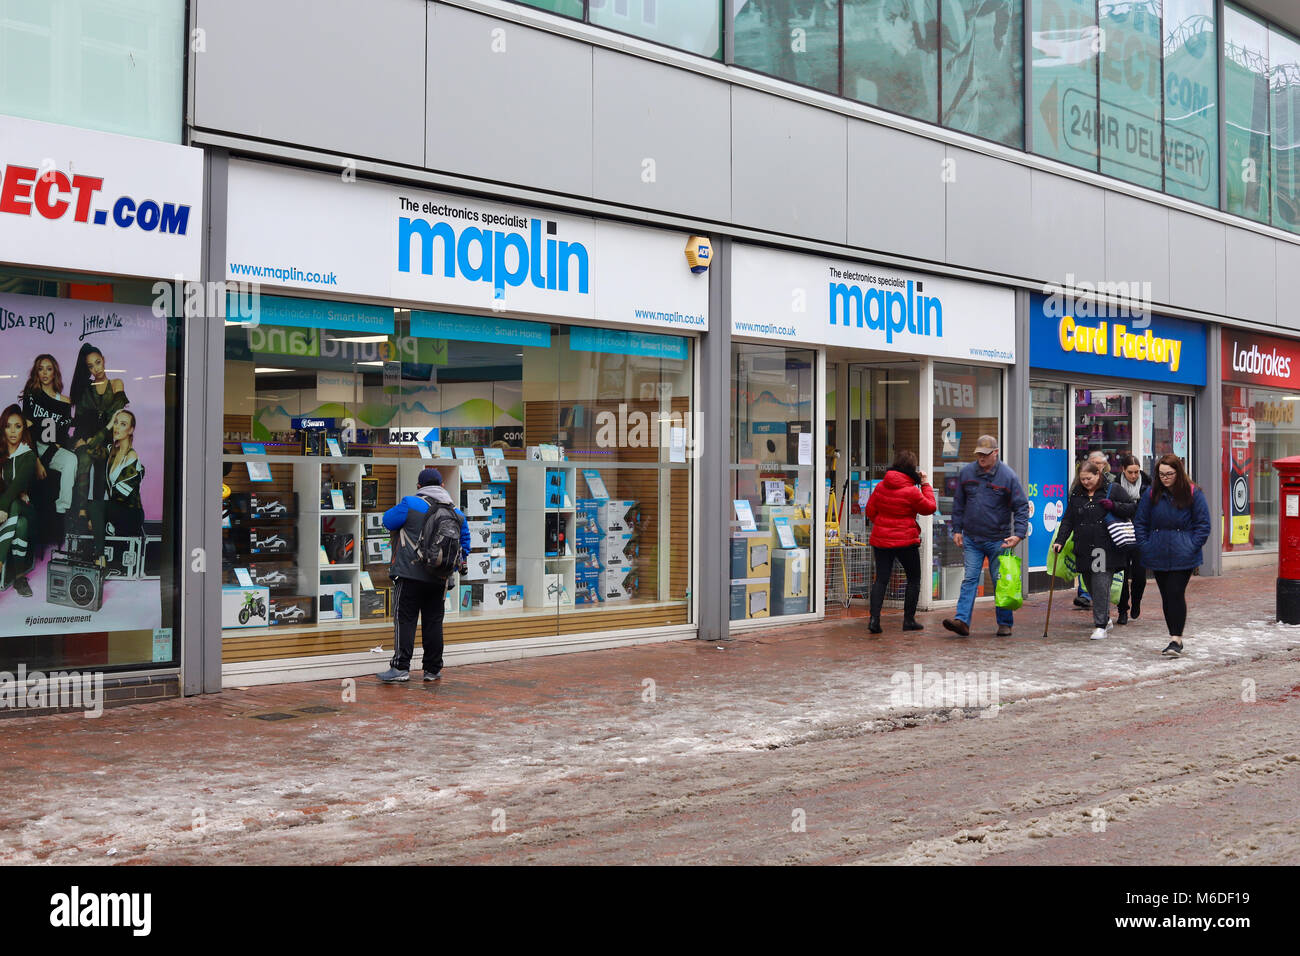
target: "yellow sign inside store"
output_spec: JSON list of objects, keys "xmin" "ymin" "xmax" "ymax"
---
[
  {"xmin": 1231, "ymin": 515, "xmax": 1252, "ymax": 545},
  {"xmin": 1057, "ymin": 316, "xmax": 1184, "ymax": 373}
]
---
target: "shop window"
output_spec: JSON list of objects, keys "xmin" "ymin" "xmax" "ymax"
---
[
  {"xmin": 1223, "ymin": 384, "xmax": 1296, "ymax": 551},
  {"xmin": 1098, "ymin": 0, "xmax": 1164, "ymax": 190},
  {"xmin": 0, "ymin": 0, "xmax": 184, "ymax": 143},
  {"xmin": 734, "ymin": 0, "xmax": 840, "ymax": 94},
  {"xmin": 731, "ymin": 344, "xmax": 816, "ymax": 620},
  {"xmin": 1164, "ymin": 0, "xmax": 1219, "ymax": 207},
  {"xmin": 1269, "ymin": 26, "xmax": 1300, "ymax": 234},
  {"xmin": 1028, "ymin": 382, "xmax": 1068, "ymax": 571},
  {"xmin": 1028, "ymin": 0, "xmax": 1100, "ymax": 171},
  {"xmin": 932, "ymin": 363, "xmax": 1002, "ymax": 601},
  {"xmin": 942, "ymin": 0, "xmax": 1025, "ymax": 148},
  {"xmin": 1141, "ymin": 391, "xmax": 1191, "ymax": 474},
  {"xmin": 588, "ymin": 0, "xmax": 723, "ymax": 60},
  {"xmin": 0, "ymin": 269, "xmax": 182, "ymax": 674},
  {"xmin": 221, "ymin": 305, "xmax": 693, "ymax": 659},
  {"xmin": 511, "ymin": 0, "xmax": 584, "ymax": 18},
  {"xmin": 1224, "ymin": 4, "xmax": 1271, "ymax": 223},
  {"xmin": 843, "ymin": 0, "xmax": 940, "ymax": 123}
]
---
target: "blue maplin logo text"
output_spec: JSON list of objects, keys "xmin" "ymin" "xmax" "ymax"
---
[
  {"xmin": 398, "ymin": 216, "xmax": 590, "ymax": 295},
  {"xmin": 829, "ymin": 279, "xmax": 943, "ymax": 344}
]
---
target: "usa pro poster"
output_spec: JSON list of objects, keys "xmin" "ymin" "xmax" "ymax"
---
[{"xmin": 0, "ymin": 292, "xmax": 165, "ymax": 636}]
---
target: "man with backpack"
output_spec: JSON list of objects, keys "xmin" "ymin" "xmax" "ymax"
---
[{"xmin": 376, "ymin": 467, "xmax": 471, "ymax": 683}]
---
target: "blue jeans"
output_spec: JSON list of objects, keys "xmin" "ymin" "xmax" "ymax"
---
[{"xmin": 955, "ymin": 537, "xmax": 1014, "ymax": 627}]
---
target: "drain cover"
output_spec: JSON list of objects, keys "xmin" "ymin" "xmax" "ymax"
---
[
  {"xmin": 249, "ymin": 712, "xmax": 300, "ymax": 721},
  {"xmin": 295, "ymin": 705, "xmax": 340, "ymax": 715}
]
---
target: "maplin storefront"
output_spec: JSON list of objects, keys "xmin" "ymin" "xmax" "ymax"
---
[{"xmin": 208, "ymin": 158, "xmax": 710, "ymax": 685}]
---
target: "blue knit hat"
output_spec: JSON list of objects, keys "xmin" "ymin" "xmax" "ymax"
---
[{"xmin": 418, "ymin": 467, "xmax": 443, "ymax": 486}]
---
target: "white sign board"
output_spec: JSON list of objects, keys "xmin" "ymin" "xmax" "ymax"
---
[
  {"xmin": 0, "ymin": 115, "xmax": 204, "ymax": 280},
  {"xmin": 225, "ymin": 160, "xmax": 709, "ymax": 332},
  {"xmin": 730, "ymin": 244, "xmax": 1015, "ymax": 363}
]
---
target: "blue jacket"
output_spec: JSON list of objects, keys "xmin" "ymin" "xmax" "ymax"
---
[
  {"xmin": 950, "ymin": 460, "xmax": 1029, "ymax": 541},
  {"xmin": 383, "ymin": 485, "xmax": 471, "ymax": 582},
  {"xmin": 1134, "ymin": 485, "xmax": 1210, "ymax": 571}
]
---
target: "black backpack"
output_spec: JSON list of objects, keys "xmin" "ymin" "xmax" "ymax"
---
[{"xmin": 403, "ymin": 495, "xmax": 462, "ymax": 578}]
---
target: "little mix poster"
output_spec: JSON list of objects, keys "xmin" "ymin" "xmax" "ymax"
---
[{"xmin": 0, "ymin": 292, "xmax": 165, "ymax": 636}]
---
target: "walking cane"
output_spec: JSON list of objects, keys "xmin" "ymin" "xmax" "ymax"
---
[{"xmin": 1043, "ymin": 549, "xmax": 1058, "ymax": 638}]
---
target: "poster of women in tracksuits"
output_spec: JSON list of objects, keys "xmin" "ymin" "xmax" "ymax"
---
[{"xmin": 0, "ymin": 292, "xmax": 164, "ymax": 636}]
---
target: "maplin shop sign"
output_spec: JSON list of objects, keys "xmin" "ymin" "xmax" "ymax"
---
[{"xmin": 1029, "ymin": 293, "xmax": 1207, "ymax": 386}]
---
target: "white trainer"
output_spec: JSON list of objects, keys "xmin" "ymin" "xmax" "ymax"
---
[{"xmin": 1090, "ymin": 627, "xmax": 1107, "ymax": 640}]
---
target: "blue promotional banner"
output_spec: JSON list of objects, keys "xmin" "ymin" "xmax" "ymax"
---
[
  {"xmin": 410, "ymin": 310, "xmax": 551, "ymax": 348},
  {"xmin": 1029, "ymin": 294, "xmax": 1207, "ymax": 387},
  {"xmin": 233, "ymin": 293, "xmax": 395, "ymax": 334},
  {"xmin": 1027, "ymin": 448, "xmax": 1070, "ymax": 570},
  {"xmin": 569, "ymin": 325, "xmax": 688, "ymax": 360}
]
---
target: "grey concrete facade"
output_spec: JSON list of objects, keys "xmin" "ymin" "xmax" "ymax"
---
[{"xmin": 177, "ymin": 0, "xmax": 1293, "ymax": 686}]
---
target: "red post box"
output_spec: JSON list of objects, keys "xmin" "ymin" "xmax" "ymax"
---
[{"xmin": 1275, "ymin": 456, "xmax": 1300, "ymax": 623}]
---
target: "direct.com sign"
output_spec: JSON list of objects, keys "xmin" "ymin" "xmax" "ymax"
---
[{"xmin": 0, "ymin": 115, "xmax": 203, "ymax": 280}]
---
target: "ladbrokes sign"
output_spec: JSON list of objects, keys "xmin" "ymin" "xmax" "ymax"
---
[{"xmin": 1222, "ymin": 329, "xmax": 1300, "ymax": 390}]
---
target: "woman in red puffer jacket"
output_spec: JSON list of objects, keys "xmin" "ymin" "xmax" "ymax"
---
[{"xmin": 865, "ymin": 450, "xmax": 937, "ymax": 634}]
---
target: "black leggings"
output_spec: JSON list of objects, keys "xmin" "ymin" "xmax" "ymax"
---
[
  {"xmin": 1152, "ymin": 569, "xmax": 1192, "ymax": 637},
  {"xmin": 870, "ymin": 545, "xmax": 921, "ymax": 619}
]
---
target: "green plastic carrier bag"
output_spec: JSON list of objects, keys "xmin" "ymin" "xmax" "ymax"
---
[
  {"xmin": 1046, "ymin": 527, "xmax": 1076, "ymax": 581},
  {"xmin": 1110, "ymin": 571, "xmax": 1124, "ymax": 606},
  {"xmin": 995, "ymin": 551, "xmax": 1023, "ymax": 610}
]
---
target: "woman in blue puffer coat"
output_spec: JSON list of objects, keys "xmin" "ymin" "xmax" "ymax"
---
[{"xmin": 1134, "ymin": 454, "xmax": 1210, "ymax": 657}]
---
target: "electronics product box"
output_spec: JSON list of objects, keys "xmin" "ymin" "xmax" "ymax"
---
[
  {"xmin": 575, "ymin": 578, "xmax": 602, "ymax": 605},
  {"xmin": 364, "ymin": 537, "xmax": 391, "ymax": 565},
  {"xmin": 771, "ymin": 593, "xmax": 809, "ymax": 616},
  {"xmin": 489, "ymin": 508, "xmax": 506, "ymax": 532},
  {"xmin": 222, "ymin": 586, "xmax": 270, "ymax": 628},
  {"xmin": 575, "ymin": 500, "xmax": 603, "ymax": 539},
  {"xmin": 729, "ymin": 582, "xmax": 747, "ymax": 621},
  {"xmin": 744, "ymin": 581, "xmax": 770, "ymax": 619},
  {"xmin": 771, "ymin": 548, "xmax": 809, "ymax": 600},
  {"xmin": 540, "ymin": 572, "xmax": 571, "ymax": 607},
  {"xmin": 730, "ymin": 533, "xmax": 771, "ymax": 579},
  {"xmin": 317, "ymin": 583, "xmax": 355, "ymax": 620},
  {"xmin": 361, "ymin": 477, "xmax": 379, "ymax": 509},
  {"xmin": 268, "ymin": 595, "xmax": 316, "ymax": 626},
  {"xmin": 247, "ymin": 492, "xmax": 297, "ymax": 520},
  {"xmin": 358, "ymin": 587, "xmax": 390, "ymax": 620},
  {"xmin": 247, "ymin": 562, "xmax": 297, "ymax": 591},
  {"xmin": 480, "ymin": 583, "xmax": 522, "ymax": 613},
  {"xmin": 601, "ymin": 570, "xmax": 634, "ymax": 603},
  {"xmin": 487, "ymin": 555, "xmax": 506, "ymax": 581},
  {"xmin": 461, "ymin": 553, "xmax": 493, "ymax": 580},
  {"xmin": 489, "ymin": 532, "xmax": 506, "ymax": 557},
  {"xmin": 599, "ymin": 500, "xmax": 637, "ymax": 534},
  {"xmin": 463, "ymin": 490, "xmax": 494, "ymax": 518},
  {"xmin": 458, "ymin": 584, "xmax": 474, "ymax": 613},
  {"xmin": 320, "ymin": 532, "xmax": 356, "ymax": 566},
  {"xmin": 544, "ymin": 470, "xmax": 569, "ymax": 508},
  {"xmin": 467, "ymin": 521, "xmax": 493, "ymax": 550},
  {"xmin": 250, "ymin": 528, "xmax": 295, "ymax": 555},
  {"xmin": 321, "ymin": 481, "xmax": 356, "ymax": 510},
  {"xmin": 364, "ymin": 513, "xmax": 386, "ymax": 535},
  {"xmin": 600, "ymin": 533, "xmax": 637, "ymax": 569}
]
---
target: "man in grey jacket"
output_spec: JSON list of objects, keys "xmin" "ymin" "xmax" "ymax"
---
[
  {"xmin": 376, "ymin": 467, "xmax": 470, "ymax": 683},
  {"xmin": 942, "ymin": 435, "xmax": 1029, "ymax": 637}
]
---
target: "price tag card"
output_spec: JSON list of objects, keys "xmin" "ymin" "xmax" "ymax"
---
[
  {"xmin": 241, "ymin": 442, "xmax": 267, "ymax": 455},
  {"xmin": 582, "ymin": 469, "xmax": 609, "ymax": 500},
  {"xmin": 245, "ymin": 460, "xmax": 273, "ymax": 482},
  {"xmin": 797, "ymin": 432, "xmax": 813, "ymax": 466},
  {"xmin": 734, "ymin": 499, "xmax": 757, "ymax": 531},
  {"xmin": 417, "ymin": 442, "xmax": 434, "ymax": 460},
  {"xmin": 359, "ymin": 571, "xmax": 376, "ymax": 591},
  {"xmin": 326, "ymin": 437, "xmax": 343, "ymax": 457},
  {"xmin": 669, "ymin": 427, "xmax": 687, "ymax": 463},
  {"xmin": 483, "ymin": 447, "xmax": 510, "ymax": 482},
  {"xmin": 774, "ymin": 515, "xmax": 797, "ymax": 549},
  {"xmin": 330, "ymin": 489, "xmax": 346, "ymax": 510},
  {"xmin": 234, "ymin": 568, "xmax": 254, "ymax": 587}
]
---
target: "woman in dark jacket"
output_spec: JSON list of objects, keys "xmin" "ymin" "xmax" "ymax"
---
[
  {"xmin": 1052, "ymin": 460, "xmax": 1136, "ymax": 639},
  {"xmin": 1115, "ymin": 454, "xmax": 1151, "ymax": 624},
  {"xmin": 1134, "ymin": 454, "xmax": 1211, "ymax": 657},
  {"xmin": 865, "ymin": 450, "xmax": 937, "ymax": 634}
]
